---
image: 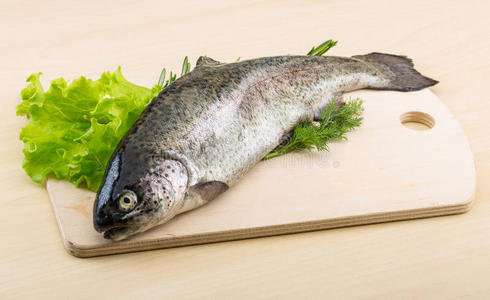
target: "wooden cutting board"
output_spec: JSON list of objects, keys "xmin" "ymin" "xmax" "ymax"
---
[{"xmin": 47, "ymin": 89, "xmax": 476, "ymax": 257}]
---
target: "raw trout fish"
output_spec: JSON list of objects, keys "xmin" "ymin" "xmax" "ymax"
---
[{"xmin": 94, "ymin": 53, "xmax": 437, "ymax": 240}]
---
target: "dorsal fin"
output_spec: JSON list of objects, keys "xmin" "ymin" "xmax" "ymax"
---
[{"xmin": 195, "ymin": 56, "xmax": 224, "ymax": 67}]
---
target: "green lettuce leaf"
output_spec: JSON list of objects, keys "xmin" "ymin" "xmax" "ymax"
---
[{"xmin": 17, "ymin": 67, "xmax": 162, "ymax": 191}]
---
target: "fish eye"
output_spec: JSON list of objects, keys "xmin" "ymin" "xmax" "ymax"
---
[{"xmin": 118, "ymin": 190, "xmax": 137, "ymax": 212}]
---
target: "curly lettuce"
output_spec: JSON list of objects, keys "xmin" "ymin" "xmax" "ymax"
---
[{"xmin": 17, "ymin": 68, "xmax": 162, "ymax": 191}]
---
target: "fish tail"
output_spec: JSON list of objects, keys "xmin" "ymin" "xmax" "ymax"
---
[{"xmin": 352, "ymin": 52, "xmax": 438, "ymax": 91}]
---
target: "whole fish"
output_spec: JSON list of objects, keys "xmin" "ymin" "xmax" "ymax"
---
[{"xmin": 93, "ymin": 53, "xmax": 437, "ymax": 240}]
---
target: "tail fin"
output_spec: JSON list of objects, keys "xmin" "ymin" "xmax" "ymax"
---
[{"xmin": 352, "ymin": 52, "xmax": 438, "ymax": 91}]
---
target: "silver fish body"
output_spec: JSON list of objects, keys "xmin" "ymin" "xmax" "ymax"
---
[{"xmin": 93, "ymin": 53, "xmax": 437, "ymax": 240}]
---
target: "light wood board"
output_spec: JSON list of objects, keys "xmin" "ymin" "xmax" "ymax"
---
[
  {"xmin": 47, "ymin": 89, "xmax": 475, "ymax": 257},
  {"xmin": 4, "ymin": 1, "xmax": 490, "ymax": 298}
]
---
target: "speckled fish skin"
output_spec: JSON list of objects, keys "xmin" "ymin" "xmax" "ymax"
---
[{"xmin": 93, "ymin": 53, "xmax": 438, "ymax": 240}]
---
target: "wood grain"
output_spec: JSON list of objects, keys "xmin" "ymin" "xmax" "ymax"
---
[
  {"xmin": 1, "ymin": 0, "xmax": 490, "ymax": 298},
  {"xmin": 48, "ymin": 89, "xmax": 475, "ymax": 257}
]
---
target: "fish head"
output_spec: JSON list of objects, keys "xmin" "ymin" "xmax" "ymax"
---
[{"xmin": 93, "ymin": 153, "xmax": 188, "ymax": 241}]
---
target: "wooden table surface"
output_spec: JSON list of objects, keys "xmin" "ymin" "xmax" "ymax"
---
[{"xmin": 1, "ymin": 0, "xmax": 489, "ymax": 298}]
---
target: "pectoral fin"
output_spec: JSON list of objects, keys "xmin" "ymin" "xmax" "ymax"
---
[
  {"xmin": 178, "ymin": 181, "xmax": 229, "ymax": 214},
  {"xmin": 191, "ymin": 181, "xmax": 229, "ymax": 202}
]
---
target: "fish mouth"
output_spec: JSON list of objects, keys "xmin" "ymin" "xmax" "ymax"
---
[{"xmin": 103, "ymin": 226, "xmax": 130, "ymax": 240}]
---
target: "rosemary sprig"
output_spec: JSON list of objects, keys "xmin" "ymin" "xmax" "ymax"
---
[
  {"xmin": 158, "ymin": 56, "xmax": 190, "ymax": 88},
  {"xmin": 307, "ymin": 39, "xmax": 338, "ymax": 56},
  {"xmin": 180, "ymin": 56, "xmax": 191, "ymax": 76}
]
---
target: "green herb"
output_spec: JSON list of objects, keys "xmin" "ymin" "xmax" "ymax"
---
[
  {"xmin": 158, "ymin": 56, "xmax": 191, "ymax": 88},
  {"xmin": 180, "ymin": 56, "xmax": 191, "ymax": 76},
  {"xmin": 17, "ymin": 39, "xmax": 362, "ymax": 191},
  {"xmin": 263, "ymin": 99, "xmax": 363, "ymax": 160},
  {"xmin": 307, "ymin": 39, "xmax": 338, "ymax": 56}
]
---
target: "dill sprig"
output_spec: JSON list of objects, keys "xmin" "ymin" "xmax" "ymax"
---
[{"xmin": 264, "ymin": 99, "xmax": 364, "ymax": 160}]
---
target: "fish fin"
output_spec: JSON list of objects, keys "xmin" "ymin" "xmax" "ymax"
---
[
  {"xmin": 352, "ymin": 53, "xmax": 438, "ymax": 91},
  {"xmin": 190, "ymin": 181, "xmax": 229, "ymax": 202},
  {"xmin": 195, "ymin": 56, "xmax": 224, "ymax": 67},
  {"xmin": 178, "ymin": 181, "xmax": 229, "ymax": 214}
]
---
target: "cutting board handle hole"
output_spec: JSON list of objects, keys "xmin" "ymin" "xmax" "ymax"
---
[{"xmin": 400, "ymin": 111, "xmax": 435, "ymax": 131}]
